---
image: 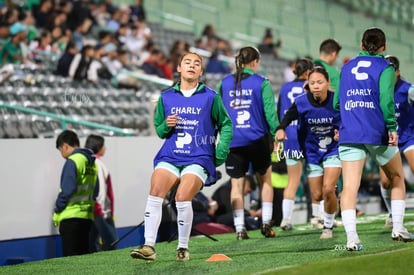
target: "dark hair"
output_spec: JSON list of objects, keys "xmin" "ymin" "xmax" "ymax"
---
[
  {"xmin": 385, "ymin": 55, "xmax": 399, "ymax": 70},
  {"xmin": 309, "ymin": 66, "xmax": 330, "ymax": 81},
  {"xmin": 233, "ymin": 46, "xmax": 261, "ymax": 106},
  {"xmin": 245, "ymin": 173, "xmax": 257, "ymax": 191},
  {"xmin": 84, "ymin": 134, "xmax": 104, "ymax": 154},
  {"xmin": 304, "ymin": 66, "xmax": 329, "ymax": 91},
  {"xmin": 319, "ymin": 39, "xmax": 342, "ymax": 54},
  {"xmin": 361, "ymin": 27, "xmax": 386, "ymax": 55},
  {"xmin": 64, "ymin": 40, "xmax": 76, "ymax": 52},
  {"xmin": 293, "ymin": 58, "xmax": 314, "ymax": 78},
  {"xmin": 56, "ymin": 130, "xmax": 79, "ymax": 149}
]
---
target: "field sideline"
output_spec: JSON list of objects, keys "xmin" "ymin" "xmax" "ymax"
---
[{"xmin": 1, "ymin": 211, "xmax": 414, "ymax": 274}]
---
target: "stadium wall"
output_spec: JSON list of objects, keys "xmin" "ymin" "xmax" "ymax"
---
[
  {"xmin": 0, "ymin": 136, "xmax": 230, "ymax": 266},
  {"xmin": 0, "ymin": 137, "xmax": 161, "ymax": 265}
]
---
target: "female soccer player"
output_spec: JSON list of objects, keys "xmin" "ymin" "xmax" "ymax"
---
[
  {"xmin": 277, "ymin": 57, "xmax": 315, "ymax": 231},
  {"xmin": 218, "ymin": 46, "xmax": 279, "ymax": 240},
  {"xmin": 130, "ymin": 52, "xmax": 233, "ymax": 261},
  {"xmin": 276, "ymin": 66, "xmax": 341, "ymax": 239},
  {"xmin": 378, "ymin": 55, "xmax": 414, "ymax": 228},
  {"xmin": 334, "ymin": 27, "xmax": 414, "ymax": 251}
]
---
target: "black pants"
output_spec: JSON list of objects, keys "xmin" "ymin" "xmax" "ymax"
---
[
  {"xmin": 272, "ymin": 188, "xmax": 284, "ymax": 226},
  {"xmin": 59, "ymin": 218, "xmax": 92, "ymax": 256}
]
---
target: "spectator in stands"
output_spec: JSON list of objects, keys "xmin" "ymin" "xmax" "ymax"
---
[
  {"xmin": 156, "ymin": 51, "xmax": 173, "ymax": 80},
  {"xmin": 46, "ymin": 10, "xmax": 69, "ymax": 33},
  {"xmin": 85, "ymin": 134, "xmax": 118, "ymax": 252},
  {"xmin": 113, "ymin": 48, "xmax": 141, "ymax": 89},
  {"xmin": 32, "ymin": 0, "xmax": 53, "ymax": 29},
  {"xmin": 66, "ymin": 0, "xmax": 93, "ymax": 32},
  {"xmin": 205, "ymin": 49, "xmax": 231, "ymax": 74},
  {"xmin": 141, "ymin": 48, "xmax": 166, "ymax": 78},
  {"xmin": 134, "ymin": 17, "xmax": 153, "ymax": 47},
  {"xmin": 56, "ymin": 41, "xmax": 78, "ymax": 77},
  {"xmin": 71, "ymin": 18, "xmax": 92, "ymax": 51},
  {"xmin": 130, "ymin": 52, "xmax": 232, "ymax": 262},
  {"xmin": 124, "ymin": 24, "xmax": 146, "ymax": 56},
  {"xmin": 257, "ymin": 28, "xmax": 281, "ymax": 58},
  {"xmin": 199, "ymin": 24, "xmax": 219, "ymax": 52},
  {"xmin": 105, "ymin": 7, "xmax": 123, "ymax": 33},
  {"xmin": 130, "ymin": 0, "xmax": 146, "ymax": 21},
  {"xmin": 53, "ymin": 130, "xmax": 99, "ymax": 257},
  {"xmin": 0, "ymin": 22, "xmax": 28, "ymax": 65},
  {"xmin": 0, "ymin": 22, "xmax": 9, "ymax": 41},
  {"xmin": 96, "ymin": 30, "xmax": 113, "ymax": 50},
  {"xmin": 68, "ymin": 44, "xmax": 95, "ymax": 82},
  {"xmin": 136, "ymin": 39, "xmax": 155, "ymax": 66},
  {"xmin": 91, "ymin": 1, "xmax": 111, "ymax": 28},
  {"xmin": 30, "ymin": 30, "xmax": 58, "ymax": 63},
  {"xmin": 100, "ymin": 42, "xmax": 120, "ymax": 76},
  {"xmin": 215, "ymin": 38, "xmax": 232, "ymax": 56},
  {"xmin": 3, "ymin": 5, "xmax": 20, "ymax": 27},
  {"xmin": 283, "ymin": 59, "xmax": 296, "ymax": 82},
  {"xmin": 21, "ymin": 10, "xmax": 39, "ymax": 43},
  {"xmin": 114, "ymin": 22, "xmax": 128, "ymax": 46},
  {"xmin": 313, "ymin": 38, "xmax": 342, "ymax": 92},
  {"xmin": 50, "ymin": 25, "xmax": 70, "ymax": 53}
]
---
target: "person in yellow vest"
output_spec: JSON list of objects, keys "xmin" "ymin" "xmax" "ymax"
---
[{"xmin": 53, "ymin": 130, "xmax": 99, "ymax": 256}]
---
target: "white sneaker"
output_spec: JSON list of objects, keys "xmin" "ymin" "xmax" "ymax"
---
[
  {"xmin": 280, "ymin": 219, "xmax": 294, "ymax": 231},
  {"xmin": 320, "ymin": 228, "xmax": 333, "ymax": 239},
  {"xmin": 346, "ymin": 240, "xmax": 363, "ymax": 251},
  {"xmin": 384, "ymin": 215, "xmax": 392, "ymax": 228},
  {"xmin": 310, "ymin": 217, "xmax": 324, "ymax": 229},
  {"xmin": 391, "ymin": 228, "xmax": 414, "ymax": 242}
]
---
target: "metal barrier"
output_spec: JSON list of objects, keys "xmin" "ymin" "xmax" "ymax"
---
[{"xmin": 0, "ymin": 103, "xmax": 137, "ymax": 137}]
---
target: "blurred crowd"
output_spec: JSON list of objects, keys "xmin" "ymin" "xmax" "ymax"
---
[{"xmin": 0, "ymin": 0, "xmax": 286, "ymax": 88}]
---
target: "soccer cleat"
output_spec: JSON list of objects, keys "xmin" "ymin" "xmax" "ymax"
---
[
  {"xmin": 176, "ymin": 248, "xmax": 190, "ymax": 262},
  {"xmin": 261, "ymin": 224, "xmax": 276, "ymax": 238},
  {"xmin": 236, "ymin": 230, "xmax": 249, "ymax": 240},
  {"xmin": 384, "ymin": 214, "xmax": 393, "ymax": 228},
  {"xmin": 320, "ymin": 227, "xmax": 333, "ymax": 239},
  {"xmin": 130, "ymin": 245, "xmax": 156, "ymax": 260},
  {"xmin": 391, "ymin": 228, "xmax": 414, "ymax": 242},
  {"xmin": 280, "ymin": 219, "xmax": 294, "ymax": 231},
  {"xmin": 310, "ymin": 217, "xmax": 324, "ymax": 229},
  {"xmin": 346, "ymin": 240, "xmax": 363, "ymax": 251}
]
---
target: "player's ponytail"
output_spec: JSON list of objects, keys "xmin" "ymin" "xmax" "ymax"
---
[{"xmin": 233, "ymin": 46, "xmax": 261, "ymax": 107}]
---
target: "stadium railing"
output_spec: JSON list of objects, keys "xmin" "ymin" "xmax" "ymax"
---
[{"xmin": 0, "ymin": 103, "xmax": 137, "ymax": 137}]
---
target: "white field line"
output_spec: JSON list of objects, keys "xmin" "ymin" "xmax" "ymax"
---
[{"xmin": 294, "ymin": 212, "xmax": 414, "ymax": 231}]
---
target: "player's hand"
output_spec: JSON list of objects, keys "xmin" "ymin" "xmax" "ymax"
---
[
  {"xmin": 166, "ymin": 113, "xmax": 178, "ymax": 127},
  {"xmin": 388, "ymin": 132, "xmax": 398, "ymax": 146},
  {"xmin": 275, "ymin": 129, "xmax": 287, "ymax": 141},
  {"xmin": 333, "ymin": 129, "xmax": 339, "ymax": 142}
]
